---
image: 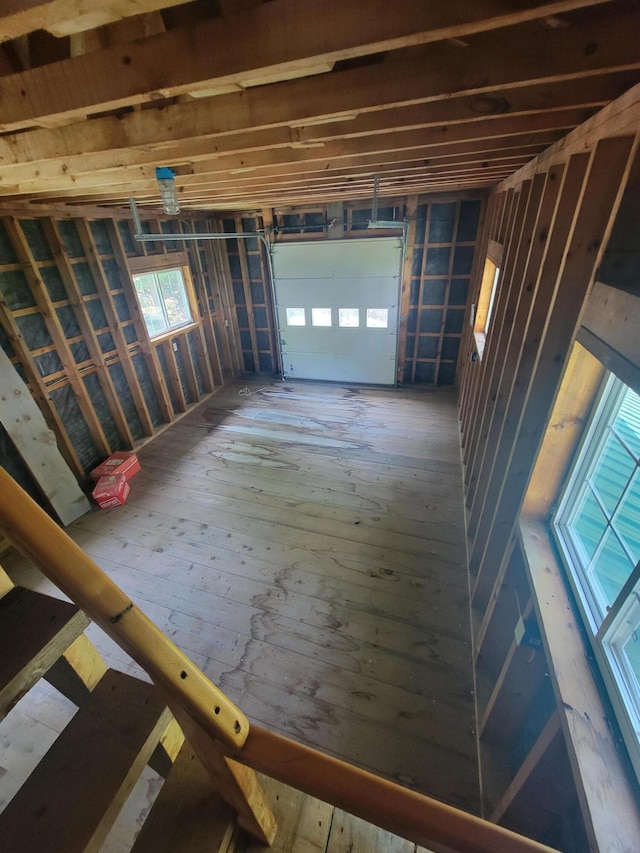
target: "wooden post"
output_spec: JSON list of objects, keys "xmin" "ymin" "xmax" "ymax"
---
[
  {"xmin": 173, "ymin": 709, "xmax": 277, "ymax": 845},
  {"xmin": 396, "ymin": 196, "xmax": 417, "ymax": 384}
]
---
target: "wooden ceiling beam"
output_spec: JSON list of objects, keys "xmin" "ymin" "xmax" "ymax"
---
[
  {"xmin": 0, "ymin": 0, "xmax": 195, "ymax": 41},
  {"xmin": 0, "ymin": 48, "xmax": 635, "ymax": 170},
  {"xmin": 177, "ymin": 141, "xmax": 560, "ymax": 186},
  {"xmin": 181, "ymin": 166, "xmax": 517, "ymax": 197},
  {"xmin": 0, "ymin": 125, "xmax": 560, "ymax": 187},
  {"xmin": 5, "ymin": 148, "xmax": 537, "ymax": 201},
  {"xmin": 0, "ymin": 97, "xmax": 595, "ymax": 187},
  {"xmin": 173, "ymin": 171, "xmax": 522, "ymax": 203},
  {"xmin": 165, "ymin": 178, "xmax": 499, "ymax": 206},
  {"xmin": 0, "ymin": 0, "xmax": 612, "ymax": 130},
  {"xmin": 0, "ymin": 118, "xmax": 576, "ymax": 201},
  {"xmin": 12, "ymin": 177, "xmax": 497, "ymax": 210},
  {"xmin": 0, "ymin": 123, "xmax": 567, "ymax": 194}
]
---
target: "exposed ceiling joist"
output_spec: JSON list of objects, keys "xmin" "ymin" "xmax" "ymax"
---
[
  {"xmin": 0, "ymin": 0, "xmax": 194, "ymax": 41},
  {"xmin": 0, "ymin": 0, "xmax": 613, "ymax": 131},
  {"xmin": 0, "ymin": 0, "xmax": 637, "ymax": 211}
]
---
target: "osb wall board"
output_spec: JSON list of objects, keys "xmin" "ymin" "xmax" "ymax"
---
[
  {"xmin": 220, "ymin": 194, "xmax": 483, "ymax": 386},
  {"xmin": 0, "ymin": 215, "xmax": 240, "ymax": 486}
]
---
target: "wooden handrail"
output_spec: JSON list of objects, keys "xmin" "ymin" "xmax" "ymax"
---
[
  {"xmin": 0, "ymin": 468, "xmax": 246, "ymax": 750},
  {"xmin": 0, "ymin": 469, "xmax": 559, "ymax": 853},
  {"xmin": 225, "ymin": 726, "xmax": 560, "ymax": 853}
]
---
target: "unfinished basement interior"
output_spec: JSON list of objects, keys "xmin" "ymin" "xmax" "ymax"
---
[{"xmin": 0, "ymin": 2, "xmax": 640, "ymax": 851}]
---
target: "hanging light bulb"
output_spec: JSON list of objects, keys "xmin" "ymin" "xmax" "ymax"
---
[{"xmin": 155, "ymin": 167, "xmax": 180, "ymax": 215}]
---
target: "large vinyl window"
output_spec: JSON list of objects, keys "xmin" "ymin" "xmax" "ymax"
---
[
  {"xmin": 132, "ymin": 267, "xmax": 194, "ymax": 339},
  {"xmin": 553, "ymin": 373, "xmax": 640, "ymax": 775}
]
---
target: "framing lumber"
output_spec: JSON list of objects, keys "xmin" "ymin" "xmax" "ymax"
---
[
  {"xmin": 0, "ymin": 0, "xmax": 194, "ymax": 41},
  {"xmin": 0, "ymin": 344, "xmax": 90, "ymax": 522},
  {"xmin": 0, "ymin": 0, "xmax": 613, "ymax": 131}
]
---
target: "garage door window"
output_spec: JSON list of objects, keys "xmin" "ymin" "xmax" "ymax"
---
[
  {"xmin": 312, "ymin": 308, "xmax": 332, "ymax": 327},
  {"xmin": 286, "ymin": 308, "xmax": 306, "ymax": 326},
  {"xmin": 366, "ymin": 308, "xmax": 389, "ymax": 328},
  {"xmin": 339, "ymin": 308, "xmax": 360, "ymax": 327}
]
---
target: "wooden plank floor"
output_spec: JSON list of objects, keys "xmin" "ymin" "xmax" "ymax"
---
[{"xmin": 3, "ymin": 379, "xmax": 480, "ymax": 819}]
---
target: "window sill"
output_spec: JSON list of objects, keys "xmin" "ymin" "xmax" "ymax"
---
[
  {"xmin": 518, "ymin": 518, "xmax": 640, "ymax": 851},
  {"xmin": 149, "ymin": 322, "xmax": 199, "ymax": 344}
]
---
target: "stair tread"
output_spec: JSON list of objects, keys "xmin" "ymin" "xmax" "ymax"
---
[
  {"xmin": 131, "ymin": 743, "xmax": 237, "ymax": 853},
  {"xmin": 0, "ymin": 668, "xmax": 172, "ymax": 853},
  {"xmin": 0, "ymin": 585, "xmax": 89, "ymax": 717}
]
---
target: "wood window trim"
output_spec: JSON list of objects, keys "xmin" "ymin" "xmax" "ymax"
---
[
  {"xmin": 473, "ymin": 241, "xmax": 503, "ymax": 360},
  {"xmin": 519, "ymin": 333, "xmax": 640, "ymax": 849},
  {"xmin": 129, "ymin": 254, "xmax": 200, "ymax": 344},
  {"xmin": 518, "ymin": 519, "xmax": 640, "ymax": 851}
]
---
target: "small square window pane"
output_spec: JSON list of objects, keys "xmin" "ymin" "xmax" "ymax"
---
[
  {"xmin": 621, "ymin": 628, "xmax": 640, "ymax": 694},
  {"xmin": 157, "ymin": 269, "xmax": 192, "ymax": 328},
  {"xmin": 570, "ymin": 485, "xmax": 606, "ymax": 563},
  {"xmin": 615, "ymin": 469, "xmax": 640, "ymax": 563},
  {"xmin": 592, "ymin": 432, "xmax": 635, "ymax": 515},
  {"xmin": 607, "ymin": 600, "xmax": 640, "ymax": 712},
  {"xmin": 614, "ymin": 387, "xmax": 640, "ymax": 460},
  {"xmin": 339, "ymin": 308, "xmax": 359, "ymax": 328},
  {"xmin": 133, "ymin": 274, "xmax": 168, "ymax": 337},
  {"xmin": 286, "ymin": 308, "xmax": 305, "ymax": 326},
  {"xmin": 592, "ymin": 527, "xmax": 635, "ymax": 610},
  {"xmin": 366, "ymin": 308, "xmax": 388, "ymax": 328},
  {"xmin": 312, "ymin": 308, "xmax": 332, "ymax": 327}
]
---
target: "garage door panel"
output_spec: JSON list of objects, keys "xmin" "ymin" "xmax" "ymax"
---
[
  {"xmin": 280, "ymin": 325, "xmax": 396, "ymax": 357},
  {"xmin": 273, "ymin": 239, "xmax": 402, "ymax": 280},
  {"xmin": 275, "ymin": 277, "xmax": 398, "ymax": 306},
  {"xmin": 281, "ymin": 352, "xmax": 396, "ymax": 385},
  {"xmin": 272, "ymin": 238, "xmax": 402, "ymax": 386}
]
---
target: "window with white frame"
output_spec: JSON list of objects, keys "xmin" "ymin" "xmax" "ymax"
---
[
  {"xmin": 132, "ymin": 267, "xmax": 194, "ymax": 339},
  {"xmin": 553, "ymin": 373, "xmax": 640, "ymax": 777}
]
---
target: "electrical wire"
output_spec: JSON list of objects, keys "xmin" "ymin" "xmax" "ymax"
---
[{"xmin": 238, "ymin": 387, "xmax": 268, "ymax": 397}]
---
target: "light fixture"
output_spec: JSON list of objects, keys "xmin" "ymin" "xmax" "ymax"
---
[{"xmin": 155, "ymin": 166, "xmax": 180, "ymax": 215}]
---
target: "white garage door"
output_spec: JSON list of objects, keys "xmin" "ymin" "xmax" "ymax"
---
[{"xmin": 272, "ymin": 237, "xmax": 402, "ymax": 385}]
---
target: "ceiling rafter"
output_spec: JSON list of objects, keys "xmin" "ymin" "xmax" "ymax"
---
[
  {"xmin": 0, "ymin": 0, "xmax": 613, "ymax": 131},
  {"xmin": 0, "ymin": 0, "xmax": 194, "ymax": 41},
  {"xmin": 0, "ymin": 0, "xmax": 637, "ymax": 211}
]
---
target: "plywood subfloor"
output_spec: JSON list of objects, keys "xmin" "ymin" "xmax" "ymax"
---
[{"xmin": 3, "ymin": 379, "xmax": 480, "ymax": 817}]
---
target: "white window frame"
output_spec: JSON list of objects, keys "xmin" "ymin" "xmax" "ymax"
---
[
  {"xmin": 553, "ymin": 372, "xmax": 640, "ymax": 779},
  {"xmin": 132, "ymin": 263, "xmax": 196, "ymax": 341}
]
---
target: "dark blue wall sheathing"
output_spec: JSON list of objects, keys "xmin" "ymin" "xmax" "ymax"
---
[
  {"xmin": 132, "ymin": 353, "xmax": 163, "ymax": 427},
  {"xmin": 50, "ymin": 384, "xmax": 101, "ymax": 471},
  {"xmin": 108, "ymin": 362, "xmax": 144, "ymax": 441},
  {"xmin": 174, "ymin": 344, "xmax": 193, "ymax": 405},
  {"xmin": 156, "ymin": 345, "xmax": 180, "ymax": 413},
  {"xmin": 187, "ymin": 331, "xmax": 206, "ymax": 396},
  {"xmin": 0, "ymin": 421, "xmax": 47, "ymax": 508},
  {"xmin": 83, "ymin": 372, "xmax": 124, "ymax": 452}
]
